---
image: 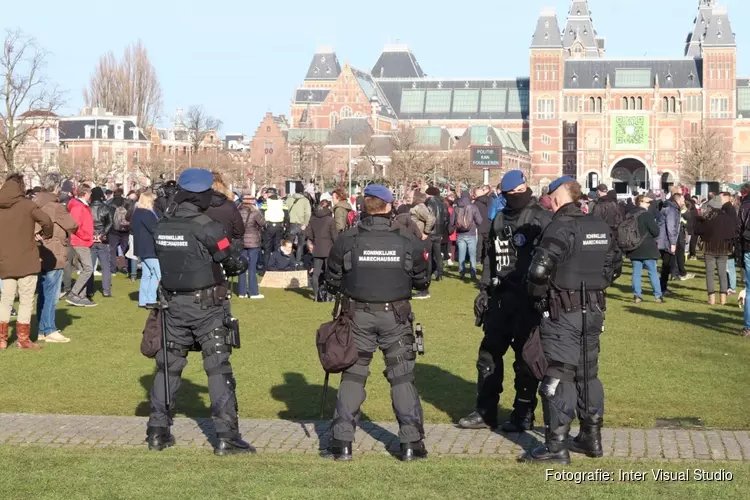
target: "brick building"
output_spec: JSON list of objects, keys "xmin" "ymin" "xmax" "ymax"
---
[{"xmin": 289, "ymin": 0, "xmax": 750, "ymax": 192}]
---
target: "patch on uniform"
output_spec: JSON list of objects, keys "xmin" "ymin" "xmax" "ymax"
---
[
  {"xmin": 156, "ymin": 234, "xmax": 188, "ymax": 247},
  {"xmin": 217, "ymin": 238, "xmax": 230, "ymax": 251},
  {"xmin": 581, "ymin": 232, "xmax": 609, "ymax": 250},
  {"xmin": 512, "ymin": 233, "xmax": 526, "ymax": 248}
]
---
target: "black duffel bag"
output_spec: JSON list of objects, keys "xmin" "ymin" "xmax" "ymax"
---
[{"xmin": 316, "ymin": 297, "xmax": 357, "ymax": 373}]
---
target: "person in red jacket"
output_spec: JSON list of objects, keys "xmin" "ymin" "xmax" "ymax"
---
[{"xmin": 66, "ymin": 184, "xmax": 98, "ymax": 307}]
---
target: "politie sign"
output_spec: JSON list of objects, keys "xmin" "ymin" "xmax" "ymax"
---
[{"xmin": 470, "ymin": 146, "xmax": 502, "ymax": 169}]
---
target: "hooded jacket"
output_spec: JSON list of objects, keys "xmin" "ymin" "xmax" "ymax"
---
[
  {"xmin": 453, "ymin": 193, "xmax": 483, "ymax": 234},
  {"xmin": 657, "ymin": 200, "xmax": 681, "ymax": 252},
  {"xmin": 696, "ymin": 201, "xmax": 737, "ymax": 256},
  {"xmin": 34, "ymin": 191, "xmax": 79, "ymax": 272},
  {"xmin": 304, "ymin": 207, "xmax": 337, "ymax": 258},
  {"xmin": 591, "ymin": 190, "xmax": 623, "ymax": 231},
  {"xmin": 286, "ymin": 193, "xmax": 312, "ymax": 226},
  {"xmin": 0, "ymin": 179, "xmax": 53, "ymax": 279},
  {"xmin": 69, "ymin": 198, "xmax": 95, "ymax": 248},
  {"xmin": 626, "ymin": 207, "xmax": 660, "ymax": 261},
  {"xmin": 333, "ymin": 199, "xmax": 352, "ymax": 232},
  {"xmin": 409, "ymin": 192, "xmax": 436, "ymax": 236},
  {"xmin": 473, "ymin": 194, "xmax": 492, "ymax": 235},
  {"xmin": 205, "ymin": 191, "xmax": 245, "ymax": 244}
]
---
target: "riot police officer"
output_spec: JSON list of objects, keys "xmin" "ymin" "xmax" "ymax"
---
[
  {"xmin": 147, "ymin": 168, "xmax": 252, "ymax": 456},
  {"xmin": 521, "ymin": 176, "xmax": 621, "ymax": 464},
  {"xmin": 458, "ymin": 170, "xmax": 552, "ymax": 432},
  {"xmin": 323, "ymin": 184, "xmax": 430, "ymax": 462}
]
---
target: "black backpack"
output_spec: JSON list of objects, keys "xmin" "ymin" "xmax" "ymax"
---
[
  {"xmin": 617, "ymin": 213, "xmax": 644, "ymax": 252},
  {"xmin": 316, "ymin": 298, "xmax": 357, "ymax": 373}
]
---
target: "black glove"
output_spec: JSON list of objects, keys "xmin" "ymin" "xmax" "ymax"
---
[
  {"xmin": 533, "ymin": 297, "xmax": 549, "ymax": 316},
  {"xmin": 222, "ymin": 251, "xmax": 249, "ymax": 277},
  {"xmin": 474, "ymin": 290, "xmax": 489, "ymax": 328}
]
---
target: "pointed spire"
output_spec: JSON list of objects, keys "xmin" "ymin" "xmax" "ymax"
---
[
  {"xmin": 531, "ymin": 8, "xmax": 563, "ymax": 48},
  {"xmin": 562, "ymin": 0, "xmax": 600, "ymax": 57}
]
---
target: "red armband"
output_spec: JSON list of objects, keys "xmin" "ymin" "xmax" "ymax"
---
[{"xmin": 217, "ymin": 238, "xmax": 230, "ymax": 251}]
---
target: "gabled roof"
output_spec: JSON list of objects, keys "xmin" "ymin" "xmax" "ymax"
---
[
  {"xmin": 565, "ymin": 59, "xmax": 702, "ymax": 89},
  {"xmin": 455, "ymin": 125, "xmax": 528, "ymax": 154},
  {"xmin": 364, "ymin": 135, "xmax": 393, "ymax": 157},
  {"xmin": 350, "ymin": 67, "xmax": 397, "ymax": 119},
  {"xmin": 685, "ymin": 2, "xmax": 736, "ymax": 56},
  {"xmin": 562, "ymin": 0, "xmax": 600, "ymax": 57},
  {"xmin": 371, "ymin": 44, "xmax": 425, "ymax": 79},
  {"xmin": 304, "ymin": 46, "xmax": 342, "ymax": 81},
  {"xmin": 328, "ymin": 118, "xmax": 373, "ymax": 146},
  {"xmin": 531, "ymin": 8, "xmax": 563, "ymax": 48},
  {"xmin": 59, "ymin": 118, "xmax": 148, "ymax": 141},
  {"xmin": 294, "ymin": 88, "xmax": 331, "ymax": 104}
]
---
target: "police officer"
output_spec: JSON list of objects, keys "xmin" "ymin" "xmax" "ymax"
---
[
  {"xmin": 323, "ymin": 184, "xmax": 430, "ymax": 462},
  {"xmin": 521, "ymin": 176, "xmax": 621, "ymax": 464},
  {"xmin": 458, "ymin": 170, "xmax": 552, "ymax": 432},
  {"xmin": 147, "ymin": 168, "xmax": 252, "ymax": 456}
]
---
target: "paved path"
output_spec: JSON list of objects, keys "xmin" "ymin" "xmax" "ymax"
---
[{"xmin": 1, "ymin": 413, "xmax": 749, "ymax": 460}]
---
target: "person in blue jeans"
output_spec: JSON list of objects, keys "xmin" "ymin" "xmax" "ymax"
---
[
  {"xmin": 130, "ymin": 190, "xmax": 160, "ymax": 308},
  {"xmin": 453, "ymin": 192, "xmax": 483, "ymax": 280},
  {"xmin": 627, "ymin": 196, "xmax": 664, "ymax": 303},
  {"xmin": 237, "ymin": 192, "xmax": 265, "ymax": 299}
]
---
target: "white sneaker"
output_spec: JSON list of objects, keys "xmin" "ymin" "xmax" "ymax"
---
[
  {"xmin": 237, "ymin": 295, "xmax": 248, "ymax": 299},
  {"xmin": 250, "ymin": 295, "xmax": 265, "ymax": 300},
  {"xmin": 44, "ymin": 331, "xmax": 71, "ymax": 343},
  {"xmin": 93, "ymin": 270, "xmax": 102, "ymax": 276}
]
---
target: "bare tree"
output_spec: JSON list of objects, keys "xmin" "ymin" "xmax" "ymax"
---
[
  {"xmin": 184, "ymin": 105, "xmax": 222, "ymax": 153},
  {"xmin": 137, "ymin": 155, "xmax": 173, "ymax": 185},
  {"xmin": 442, "ymin": 148, "xmax": 482, "ymax": 189},
  {"xmin": 83, "ymin": 40, "xmax": 163, "ymax": 128},
  {"xmin": 388, "ymin": 126, "xmax": 435, "ymax": 191},
  {"xmin": 680, "ymin": 128, "xmax": 732, "ymax": 186},
  {"xmin": 289, "ymin": 135, "xmax": 328, "ymax": 184},
  {"xmin": 0, "ymin": 29, "xmax": 63, "ymax": 174}
]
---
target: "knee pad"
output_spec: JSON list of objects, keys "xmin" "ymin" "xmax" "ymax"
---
[
  {"xmin": 476, "ymin": 351, "xmax": 495, "ymax": 379},
  {"xmin": 157, "ymin": 349, "xmax": 188, "ymax": 376},
  {"xmin": 203, "ymin": 352, "xmax": 233, "ymax": 377}
]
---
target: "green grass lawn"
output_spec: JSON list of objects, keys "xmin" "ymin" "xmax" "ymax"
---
[
  {"xmin": 1, "ymin": 260, "xmax": 749, "ymax": 429},
  {"xmin": 1, "ymin": 446, "xmax": 747, "ymax": 500}
]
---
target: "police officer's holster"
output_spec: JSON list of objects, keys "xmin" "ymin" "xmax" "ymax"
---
[
  {"xmin": 148, "ymin": 285, "xmax": 243, "ymax": 440},
  {"xmin": 331, "ymin": 298, "xmax": 425, "ymax": 444}
]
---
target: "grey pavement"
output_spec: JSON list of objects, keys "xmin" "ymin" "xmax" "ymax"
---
[{"xmin": 1, "ymin": 413, "xmax": 748, "ymax": 460}]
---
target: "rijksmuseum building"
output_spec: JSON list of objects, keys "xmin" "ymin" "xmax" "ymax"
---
[{"xmin": 288, "ymin": 0, "xmax": 750, "ymax": 193}]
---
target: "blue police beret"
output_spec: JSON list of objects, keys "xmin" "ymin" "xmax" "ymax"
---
[
  {"xmin": 178, "ymin": 169, "xmax": 214, "ymax": 193},
  {"xmin": 500, "ymin": 170, "xmax": 527, "ymax": 193},
  {"xmin": 363, "ymin": 184, "xmax": 394, "ymax": 204},
  {"xmin": 547, "ymin": 176, "xmax": 577, "ymax": 195}
]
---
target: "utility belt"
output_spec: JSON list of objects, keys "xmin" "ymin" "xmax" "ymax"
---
[
  {"xmin": 547, "ymin": 289, "xmax": 605, "ymax": 321},
  {"xmin": 343, "ymin": 298, "xmax": 414, "ymax": 324},
  {"xmin": 266, "ymin": 222, "xmax": 284, "ymax": 227},
  {"xmin": 166, "ymin": 284, "xmax": 228, "ymax": 308}
]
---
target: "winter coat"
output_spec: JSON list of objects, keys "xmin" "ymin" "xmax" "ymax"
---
[
  {"xmin": 696, "ymin": 202, "xmax": 736, "ymax": 256},
  {"xmin": 286, "ymin": 193, "xmax": 312, "ymax": 226},
  {"xmin": 130, "ymin": 208, "xmax": 159, "ymax": 259},
  {"xmin": 393, "ymin": 212, "xmax": 423, "ymax": 241},
  {"xmin": 69, "ymin": 198, "xmax": 95, "ymax": 248},
  {"xmin": 108, "ymin": 196, "xmax": 134, "ymax": 235},
  {"xmin": 737, "ymin": 196, "xmax": 750, "ymax": 257},
  {"xmin": 333, "ymin": 200, "xmax": 352, "ymax": 232},
  {"xmin": 304, "ymin": 207, "xmax": 337, "ymax": 258},
  {"xmin": 453, "ymin": 195, "xmax": 483, "ymax": 234},
  {"xmin": 685, "ymin": 205, "xmax": 699, "ymax": 235},
  {"xmin": 591, "ymin": 191, "xmax": 623, "ymax": 231},
  {"xmin": 34, "ymin": 192, "xmax": 78, "ymax": 272},
  {"xmin": 627, "ymin": 207, "xmax": 660, "ymax": 261},
  {"xmin": 657, "ymin": 200, "xmax": 680, "ymax": 252},
  {"xmin": 267, "ymin": 249, "xmax": 296, "ymax": 271},
  {"xmin": 239, "ymin": 206, "xmax": 265, "ymax": 249},
  {"xmin": 473, "ymin": 195, "xmax": 492, "ymax": 235},
  {"xmin": 90, "ymin": 200, "xmax": 113, "ymax": 240},
  {"xmin": 426, "ymin": 195, "xmax": 449, "ymax": 236},
  {"xmin": 205, "ymin": 191, "xmax": 244, "ymax": 244},
  {"xmin": 0, "ymin": 179, "xmax": 53, "ymax": 279},
  {"xmin": 410, "ymin": 202, "xmax": 436, "ymax": 236}
]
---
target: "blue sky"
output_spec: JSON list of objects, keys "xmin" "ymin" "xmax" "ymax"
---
[{"xmin": 2, "ymin": 0, "xmax": 748, "ymax": 134}]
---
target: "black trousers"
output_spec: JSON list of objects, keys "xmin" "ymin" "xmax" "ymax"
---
[
  {"xmin": 333, "ymin": 306, "xmax": 424, "ymax": 444},
  {"xmin": 688, "ymin": 234, "xmax": 698, "ymax": 258},
  {"xmin": 108, "ymin": 231, "xmax": 130, "ymax": 273},
  {"xmin": 475, "ymin": 290, "xmax": 540, "ymax": 424},
  {"xmin": 312, "ymin": 257, "xmax": 327, "ymax": 301},
  {"xmin": 263, "ymin": 224, "xmax": 284, "ymax": 266},
  {"xmin": 429, "ymin": 235, "xmax": 443, "ymax": 279},
  {"xmin": 660, "ymin": 251, "xmax": 676, "ymax": 291},
  {"xmin": 148, "ymin": 294, "xmax": 241, "ymax": 439},
  {"xmin": 539, "ymin": 306, "xmax": 604, "ymax": 435},
  {"xmin": 476, "ymin": 233, "xmax": 489, "ymax": 266},
  {"xmin": 673, "ymin": 241, "xmax": 687, "ymax": 276}
]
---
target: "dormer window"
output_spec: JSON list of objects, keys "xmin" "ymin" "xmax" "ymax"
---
[
  {"xmin": 44, "ymin": 128, "xmax": 51, "ymax": 142},
  {"xmin": 100, "ymin": 125, "xmax": 108, "ymax": 139},
  {"xmin": 84, "ymin": 125, "xmax": 92, "ymax": 139},
  {"xmin": 114, "ymin": 123, "xmax": 124, "ymax": 140}
]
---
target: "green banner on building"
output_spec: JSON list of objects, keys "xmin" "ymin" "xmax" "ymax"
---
[{"xmin": 611, "ymin": 116, "xmax": 649, "ymax": 150}]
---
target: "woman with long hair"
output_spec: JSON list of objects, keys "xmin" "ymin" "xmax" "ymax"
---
[
  {"xmin": 130, "ymin": 189, "xmax": 160, "ymax": 308},
  {"xmin": 237, "ymin": 191, "xmax": 265, "ymax": 299},
  {"xmin": 206, "ymin": 172, "xmax": 244, "ymax": 249}
]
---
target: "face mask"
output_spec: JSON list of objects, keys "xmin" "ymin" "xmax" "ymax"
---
[{"xmin": 504, "ymin": 188, "xmax": 532, "ymax": 210}]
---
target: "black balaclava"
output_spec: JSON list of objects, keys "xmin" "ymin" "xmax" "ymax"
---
[
  {"xmin": 173, "ymin": 189, "xmax": 212, "ymax": 211},
  {"xmin": 504, "ymin": 187, "xmax": 533, "ymax": 211}
]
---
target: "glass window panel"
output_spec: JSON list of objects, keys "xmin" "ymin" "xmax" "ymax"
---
[
  {"xmin": 415, "ymin": 127, "xmax": 442, "ymax": 147},
  {"xmin": 470, "ymin": 126, "xmax": 489, "ymax": 145},
  {"xmin": 615, "ymin": 69, "xmax": 652, "ymax": 88},
  {"xmin": 508, "ymin": 89, "xmax": 528, "ymax": 113},
  {"xmin": 400, "ymin": 90, "xmax": 425, "ymax": 114},
  {"xmin": 449, "ymin": 89, "xmax": 478, "ymax": 113},
  {"xmin": 738, "ymin": 88, "xmax": 750, "ymax": 111},
  {"xmin": 479, "ymin": 89, "xmax": 506, "ymax": 113},
  {"xmin": 424, "ymin": 90, "xmax": 452, "ymax": 114}
]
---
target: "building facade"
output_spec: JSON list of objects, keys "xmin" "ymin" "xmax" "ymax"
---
[{"xmin": 289, "ymin": 0, "xmax": 750, "ymax": 192}]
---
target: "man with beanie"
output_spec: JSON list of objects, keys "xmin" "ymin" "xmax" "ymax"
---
[
  {"xmin": 459, "ymin": 170, "xmax": 551, "ymax": 432},
  {"xmin": 410, "ymin": 190, "xmax": 435, "ymax": 300},
  {"xmin": 0, "ymin": 173, "xmax": 53, "ymax": 350},
  {"xmin": 426, "ymin": 186, "xmax": 449, "ymax": 282}
]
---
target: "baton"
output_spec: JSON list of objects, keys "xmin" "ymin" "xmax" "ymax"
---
[
  {"xmin": 158, "ymin": 287, "xmax": 171, "ymax": 413},
  {"xmin": 581, "ymin": 281, "xmax": 590, "ymax": 418}
]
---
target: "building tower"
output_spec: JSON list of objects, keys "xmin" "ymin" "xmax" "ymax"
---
[
  {"xmin": 529, "ymin": 7, "xmax": 565, "ymax": 185},
  {"xmin": 562, "ymin": 0, "xmax": 604, "ymax": 59}
]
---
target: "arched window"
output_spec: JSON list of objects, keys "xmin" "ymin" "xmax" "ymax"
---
[
  {"xmin": 670, "ymin": 97, "xmax": 676, "ymax": 113},
  {"xmin": 589, "ymin": 97, "xmax": 596, "ymax": 113},
  {"xmin": 663, "ymin": 97, "xmax": 670, "ymax": 112},
  {"xmin": 637, "ymin": 97, "xmax": 643, "ymax": 110},
  {"xmin": 622, "ymin": 97, "xmax": 629, "ymax": 110},
  {"xmin": 597, "ymin": 97, "xmax": 603, "ymax": 113},
  {"xmin": 630, "ymin": 97, "xmax": 636, "ymax": 109},
  {"xmin": 329, "ymin": 112, "xmax": 339, "ymax": 130},
  {"xmin": 340, "ymin": 106, "xmax": 353, "ymax": 119}
]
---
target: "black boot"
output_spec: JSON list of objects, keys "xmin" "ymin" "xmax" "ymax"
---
[
  {"xmin": 519, "ymin": 427, "xmax": 570, "ymax": 465},
  {"xmin": 321, "ymin": 439, "xmax": 352, "ymax": 461},
  {"xmin": 569, "ymin": 417, "xmax": 603, "ymax": 458},
  {"xmin": 500, "ymin": 409, "xmax": 535, "ymax": 433},
  {"xmin": 457, "ymin": 411, "xmax": 497, "ymax": 430},
  {"xmin": 400, "ymin": 441, "xmax": 428, "ymax": 462},
  {"xmin": 214, "ymin": 437, "xmax": 256, "ymax": 456},
  {"xmin": 146, "ymin": 427, "xmax": 175, "ymax": 451}
]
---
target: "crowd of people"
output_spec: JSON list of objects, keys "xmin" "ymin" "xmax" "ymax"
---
[{"xmin": 2, "ymin": 170, "xmax": 750, "ymax": 352}]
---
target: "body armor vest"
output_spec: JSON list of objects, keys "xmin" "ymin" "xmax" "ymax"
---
[
  {"xmin": 490, "ymin": 204, "xmax": 544, "ymax": 287},
  {"xmin": 552, "ymin": 214, "xmax": 611, "ymax": 292},
  {"xmin": 342, "ymin": 227, "xmax": 413, "ymax": 303},
  {"xmin": 154, "ymin": 214, "xmax": 223, "ymax": 292}
]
